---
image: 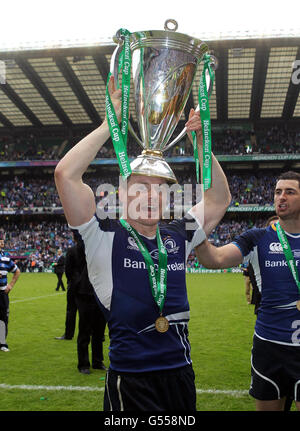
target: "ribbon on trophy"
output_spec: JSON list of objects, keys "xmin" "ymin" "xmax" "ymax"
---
[
  {"xmin": 192, "ymin": 53, "xmax": 215, "ymax": 190},
  {"xmin": 105, "ymin": 28, "xmax": 132, "ymax": 179}
]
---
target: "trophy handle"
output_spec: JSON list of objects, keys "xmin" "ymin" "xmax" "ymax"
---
[
  {"xmin": 110, "ymin": 41, "xmax": 144, "ymax": 149},
  {"xmin": 163, "ymin": 55, "xmax": 217, "ymax": 153}
]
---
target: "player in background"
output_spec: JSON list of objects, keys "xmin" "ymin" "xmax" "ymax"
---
[
  {"xmin": 0, "ymin": 234, "xmax": 21, "ymax": 352},
  {"xmin": 195, "ymin": 171, "xmax": 300, "ymax": 411}
]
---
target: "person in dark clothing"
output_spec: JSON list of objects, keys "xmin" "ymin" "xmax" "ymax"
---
[
  {"xmin": 247, "ymin": 263, "xmax": 262, "ymax": 315},
  {"xmin": 54, "ymin": 249, "xmax": 66, "ymax": 291},
  {"xmin": 73, "ymin": 240, "xmax": 106, "ymax": 374},
  {"xmin": 243, "ymin": 262, "xmax": 261, "ymax": 315},
  {"xmin": 55, "ymin": 244, "xmax": 78, "ymax": 340}
]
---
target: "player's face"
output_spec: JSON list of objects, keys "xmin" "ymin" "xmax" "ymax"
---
[
  {"xmin": 0, "ymin": 240, "xmax": 4, "ymax": 249},
  {"xmin": 274, "ymin": 179, "xmax": 300, "ymax": 220},
  {"xmin": 121, "ymin": 174, "xmax": 167, "ymax": 225}
]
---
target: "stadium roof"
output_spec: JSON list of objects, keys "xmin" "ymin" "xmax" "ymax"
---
[{"xmin": 0, "ymin": 36, "xmax": 300, "ymax": 136}]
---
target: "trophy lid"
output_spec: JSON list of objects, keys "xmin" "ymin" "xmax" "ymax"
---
[
  {"xmin": 113, "ymin": 19, "xmax": 209, "ymax": 60},
  {"xmin": 130, "ymin": 150, "xmax": 177, "ymax": 184}
]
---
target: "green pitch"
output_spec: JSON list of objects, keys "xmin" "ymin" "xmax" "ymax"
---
[{"xmin": 0, "ymin": 272, "xmax": 265, "ymax": 411}]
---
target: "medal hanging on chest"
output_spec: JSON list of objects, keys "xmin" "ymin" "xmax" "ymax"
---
[
  {"xmin": 155, "ymin": 315, "xmax": 169, "ymax": 333},
  {"xmin": 120, "ymin": 218, "xmax": 169, "ymax": 332},
  {"xmin": 276, "ymin": 222, "xmax": 300, "ymax": 312}
]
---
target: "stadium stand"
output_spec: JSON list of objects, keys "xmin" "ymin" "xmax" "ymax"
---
[{"xmin": 0, "ymin": 36, "xmax": 300, "ymax": 270}]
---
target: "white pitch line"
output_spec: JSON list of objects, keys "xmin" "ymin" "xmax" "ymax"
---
[
  {"xmin": 0, "ymin": 383, "xmax": 103, "ymax": 392},
  {"xmin": 0, "ymin": 383, "xmax": 248, "ymax": 397},
  {"xmin": 197, "ymin": 389, "xmax": 248, "ymax": 397},
  {"xmin": 10, "ymin": 292, "xmax": 65, "ymax": 304}
]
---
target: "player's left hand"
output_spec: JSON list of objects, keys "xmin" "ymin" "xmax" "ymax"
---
[
  {"xmin": 5, "ymin": 283, "xmax": 12, "ymax": 294},
  {"xmin": 185, "ymin": 108, "xmax": 203, "ymax": 144}
]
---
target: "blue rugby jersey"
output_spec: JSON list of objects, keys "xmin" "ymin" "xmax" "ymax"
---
[
  {"xmin": 0, "ymin": 252, "xmax": 18, "ymax": 290},
  {"xmin": 71, "ymin": 213, "xmax": 206, "ymax": 372},
  {"xmin": 233, "ymin": 224, "xmax": 300, "ymax": 345}
]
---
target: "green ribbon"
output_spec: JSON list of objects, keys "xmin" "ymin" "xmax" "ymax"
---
[
  {"xmin": 192, "ymin": 53, "xmax": 215, "ymax": 188},
  {"xmin": 105, "ymin": 28, "xmax": 132, "ymax": 179},
  {"xmin": 119, "ymin": 218, "xmax": 168, "ymax": 313},
  {"xmin": 276, "ymin": 222, "xmax": 300, "ymax": 296},
  {"xmin": 192, "ymin": 131, "xmax": 200, "ymax": 183}
]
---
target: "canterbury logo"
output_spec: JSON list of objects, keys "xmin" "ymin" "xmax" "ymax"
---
[
  {"xmin": 127, "ymin": 236, "xmax": 139, "ymax": 250},
  {"xmin": 269, "ymin": 242, "xmax": 283, "ymax": 253}
]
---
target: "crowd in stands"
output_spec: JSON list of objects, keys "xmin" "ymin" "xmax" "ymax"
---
[
  {"xmin": 228, "ymin": 174, "xmax": 276, "ymax": 206},
  {"xmin": 258, "ymin": 126, "xmax": 300, "ymax": 154},
  {"xmin": 1, "ymin": 125, "xmax": 299, "ymax": 161},
  {"xmin": 1, "ymin": 220, "xmax": 74, "ymax": 272},
  {"xmin": 0, "ymin": 135, "xmax": 59, "ymax": 161},
  {"xmin": 1, "ymin": 216, "xmax": 268, "ymax": 271},
  {"xmin": 0, "ymin": 171, "xmax": 278, "ymax": 213},
  {"xmin": 211, "ymin": 126, "xmax": 300, "ymax": 155},
  {"xmin": 0, "ymin": 177, "xmax": 61, "ymax": 210}
]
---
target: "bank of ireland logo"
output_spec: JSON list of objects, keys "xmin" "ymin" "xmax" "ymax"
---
[{"xmin": 269, "ymin": 242, "xmax": 283, "ymax": 253}]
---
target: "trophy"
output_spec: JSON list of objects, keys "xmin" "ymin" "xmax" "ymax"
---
[{"xmin": 107, "ymin": 19, "xmax": 216, "ymax": 185}]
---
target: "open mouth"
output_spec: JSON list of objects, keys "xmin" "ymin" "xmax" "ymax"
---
[{"xmin": 278, "ymin": 203, "xmax": 288, "ymax": 210}]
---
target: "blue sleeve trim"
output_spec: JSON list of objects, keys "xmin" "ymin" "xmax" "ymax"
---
[
  {"xmin": 233, "ymin": 227, "xmax": 267, "ymax": 257},
  {"xmin": 232, "ymin": 241, "xmax": 244, "ymax": 256}
]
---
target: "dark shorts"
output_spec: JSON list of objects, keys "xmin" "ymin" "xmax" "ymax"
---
[
  {"xmin": 0, "ymin": 290, "xmax": 9, "ymax": 324},
  {"xmin": 104, "ymin": 364, "xmax": 196, "ymax": 411},
  {"xmin": 250, "ymin": 334, "xmax": 300, "ymax": 401}
]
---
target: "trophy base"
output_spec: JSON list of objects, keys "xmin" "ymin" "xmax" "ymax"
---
[{"xmin": 130, "ymin": 149, "xmax": 177, "ymax": 184}]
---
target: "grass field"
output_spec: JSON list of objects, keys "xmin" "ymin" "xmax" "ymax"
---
[{"xmin": 0, "ymin": 272, "xmax": 266, "ymax": 411}]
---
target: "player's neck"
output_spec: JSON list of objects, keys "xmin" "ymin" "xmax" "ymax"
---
[
  {"xmin": 279, "ymin": 217, "xmax": 300, "ymax": 234},
  {"xmin": 124, "ymin": 218, "xmax": 158, "ymax": 238}
]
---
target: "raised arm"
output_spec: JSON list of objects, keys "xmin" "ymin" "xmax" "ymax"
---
[
  {"xmin": 185, "ymin": 109, "xmax": 231, "ymax": 236},
  {"xmin": 195, "ymin": 240, "xmax": 243, "ymax": 269},
  {"xmin": 54, "ymin": 77, "xmax": 121, "ymax": 227}
]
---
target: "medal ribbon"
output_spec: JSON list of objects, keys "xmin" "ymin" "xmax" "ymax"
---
[
  {"xmin": 120, "ymin": 218, "xmax": 168, "ymax": 313},
  {"xmin": 192, "ymin": 53, "xmax": 215, "ymax": 188},
  {"xmin": 276, "ymin": 222, "xmax": 300, "ymax": 297},
  {"xmin": 105, "ymin": 28, "xmax": 132, "ymax": 179}
]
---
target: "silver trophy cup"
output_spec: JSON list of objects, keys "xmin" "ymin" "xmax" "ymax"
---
[{"xmin": 111, "ymin": 19, "xmax": 214, "ymax": 183}]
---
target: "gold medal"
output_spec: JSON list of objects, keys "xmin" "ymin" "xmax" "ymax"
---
[
  {"xmin": 155, "ymin": 316, "xmax": 169, "ymax": 333},
  {"xmin": 297, "ymin": 300, "xmax": 300, "ymax": 312}
]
